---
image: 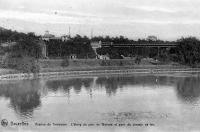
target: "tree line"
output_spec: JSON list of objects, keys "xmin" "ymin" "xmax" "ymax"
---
[
  {"xmin": 46, "ymin": 35, "xmax": 96, "ymax": 59},
  {"xmin": 92, "ymin": 36, "xmax": 200, "ymax": 66},
  {"xmin": 1, "ymin": 27, "xmax": 200, "ymax": 68}
]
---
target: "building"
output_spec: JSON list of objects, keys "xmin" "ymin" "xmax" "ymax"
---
[
  {"xmin": 91, "ymin": 41, "xmax": 102, "ymax": 50},
  {"xmin": 90, "ymin": 41, "xmax": 114, "ymax": 59},
  {"xmin": 41, "ymin": 31, "xmax": 62, "ymax": 41},
  {"xmin": 42, "ymin": 31, "xmax": 71, "ymax": 42},
  {"xmin": 97, "ymin": 54, "xmax": 110, "ymax": 60},
  {"xmin": 147, "ymin": 36, "xmax": 158, "ymax": 41},
  {"xmin": 41, "ymin": 31, "xmax": 55, "ymax": 41},
  {"xmin": 68, "ymin": 54, "xmax": 77, "ymax": 60},
  {"xmin": 90, "ymin": 41, "xmax": 102, "ymax": 59},
  {"xmin": 61, "ymin": 35, "xmax": 71, "ymax": 42},
  {"xmin": 90, "ymin": 41, "xmax": 102, "ymax": 56}
]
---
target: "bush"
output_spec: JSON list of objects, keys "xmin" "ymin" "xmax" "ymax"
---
[
  {"xmin": 119, "ymin": 61, "xmax": 123, "ymax": 66},
  {"xmin": 61, "ymin": 59, "xmax": 69, "ymax": 67},
  {"xmin": 3, "ymin": 55, "xmax": 40, "ymax": 73},
  {"xmin": 135, "ymin": 56, "xmax": 142, "ymax": 64},
  {"xmin": 100, "ymin": 60, "xmax": 111, "ymax": 66},
  {"xmin": 176, "ymin": 37, "xmax": 200, "ymax": 65}
]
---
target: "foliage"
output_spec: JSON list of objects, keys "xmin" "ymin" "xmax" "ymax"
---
[
  {"xmin": 3, "ymin": 56, "xmax": 40, "ymax": 73},
  {"xmin": 176, "ymin": 37, "xmax": 200, "ymax": 66},
  {"xmin": 10, "ymin": 38, "xmax": 43, "ymax": 58},
  {"xmin": 61, "ymin": 59, "xmax": 69, "ymax": 67},
  {"xmin": 99, "ymin": 60, "xmax": 111, "ymax": 66},
  {"xmin": 135, "ymin": 56, "xmax": 142, "ymax": 64},
  {"xmin": 0, "ymin": 28, "xmax": 42, "ymax": 73},
  {"xmin": 119, "ymin": 61, "xmax": 123, "ymax": 66},
  {"xmin": 0, "ymin": 27, "xmax": 40, "ymax": 42},
  {"xmin": 93, "ymin": 35, "xmax": 176, "ymax": 59},
  {"xmin": 46, "ymin": 35, "xmax": 96, "ymax": 59},
  {"xmin": 2, "ymin": 27, "xmax": 200, "ymax": 67}
]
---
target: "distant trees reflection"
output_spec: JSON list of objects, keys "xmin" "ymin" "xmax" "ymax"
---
[
  {"xmin": 0, "ymin": 80, "xmax": 41, "ymax": 117},
  {"xmin": 46, "ymin": 75, "xmax": 200, "ymax": 101},
  {"xmin": 46, "ymin": 75, "xmax": 176, "ymax": 96},
  {"xmin": 46, "ymin": 78, "xmax": 94, "ymax": 94},
  {"xmin": 1, "ymin": 75, "xmax": 200, "ymax": 118},
  {"xmin": 96, "ymin": 77, "xmax": 121, "ymax": 96},
  {"xmin": 176, "ymin": 76, "xmax": 200, "ymax": 102}
]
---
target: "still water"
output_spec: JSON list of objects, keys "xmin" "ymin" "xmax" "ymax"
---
[{"xmin": 0, "ymin": 74, "xmax": 200, "ymax": 132}]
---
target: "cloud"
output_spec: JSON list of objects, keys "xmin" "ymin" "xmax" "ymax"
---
[
  {"xmin": 125, "ymin": 5, "xmax": 178, "ymax": 13},
  {"xmin": 0, "ymin": 0, "xmax": 200, "ymax": 40},
  {"xmin": 0, "ymin": 9, "xmax": 104, "ymax": 25}
]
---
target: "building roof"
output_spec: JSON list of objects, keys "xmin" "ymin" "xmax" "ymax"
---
[{"xmin": 43, "ymin": 33, "xmax": 55, "ymax": 38}]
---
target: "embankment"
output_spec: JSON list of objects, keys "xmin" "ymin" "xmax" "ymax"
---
[
  {"xmin": 1, "ymin": 68, "xmax": 200, "ymax": 81},
  {"xmin": 0, "ymin": 59, "xmax": 199, "ymax": 81}
]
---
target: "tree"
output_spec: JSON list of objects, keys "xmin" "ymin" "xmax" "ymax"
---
[
  {"xmin": 3, "ymin": 38, "xmax": 42, "ymax": 73},
  {"xmin": 176, "ymin": 37, "xmax": 200, "ymax": 66},
  {"xmin": 10, "ymin": 38, "xmax": 43, "ymax": 58}
]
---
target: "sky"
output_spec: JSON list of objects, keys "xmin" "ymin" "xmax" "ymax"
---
[{"xmin": 0, "ymin": 0, "xmax": 200, "ymax": 40}]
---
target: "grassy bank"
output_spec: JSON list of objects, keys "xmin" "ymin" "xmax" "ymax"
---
[
  {"xmin": 39, "ymin": 59, "xmax": 186, "ymax": 72},
  {"xmin": 0, "ymin": 59, "xmax": 190, "ymax": 76},
  {"xmin": 1, "ymin": 67, "xmax": 200, "ymax": 81},
  {"xmin": 1, "ymin": 59, "xmax": 200, "ymax": 81}
]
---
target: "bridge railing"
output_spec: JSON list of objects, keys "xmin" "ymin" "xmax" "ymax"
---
[{"xmin": 101, "ymin": 43, "xmax": 178, "ymax": 47}]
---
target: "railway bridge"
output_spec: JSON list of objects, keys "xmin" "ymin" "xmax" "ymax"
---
[
  {"xmin": 91, "ymin": 41, "xmax": 178, "ymax": 57},
  {"xmin": 91, "ymin": 41, "xmax": 177, "ymax": 48},
  {"xmin": 100, "ymin": 42, "xmax": 177, "ymax": 48}
]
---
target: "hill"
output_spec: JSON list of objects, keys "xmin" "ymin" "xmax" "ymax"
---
[{"xmin": 0, "ymin": 27, "xmax": 37, "ymax": 43}]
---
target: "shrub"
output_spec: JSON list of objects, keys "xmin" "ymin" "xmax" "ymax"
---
[
  {"xmin": 3, "ymin": 55, "xmax": 40, "ymax": 73},
  {"xmin": 61, "ymin": 59, "xmax": 69, "ymax": 67},
  {"xmin": 176, "ymin": 37, "xmax": 200, "ymax": 65},
  {"xmin": 100, "ymin": 60, "xmax": 111, "ymax": 66},
  {"xmin": 135, "ymin": 56, "xmax": 142, "ymax": 64},
  {"xmin": 119, "ymin": 61, "xmax": 123, "ymax": 66}
]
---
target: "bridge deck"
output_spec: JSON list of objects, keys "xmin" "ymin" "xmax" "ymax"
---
[{"xmin": 101, "ymin": 43, "xmax": 177, "ymax": 48}]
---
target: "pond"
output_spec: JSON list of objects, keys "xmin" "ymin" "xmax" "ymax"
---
[{"xmin": 0, "ymin": 74, "xmax": 200, "ymax": 132}]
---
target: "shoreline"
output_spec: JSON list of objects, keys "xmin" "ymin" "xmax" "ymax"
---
[{"xmin": 1, "ymin": 67, "xmax": 200, "ymax": 81}]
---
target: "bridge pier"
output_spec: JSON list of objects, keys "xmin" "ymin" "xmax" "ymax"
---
[{"xmin": 158, "ymin": 47, "xmax": 160, "ymax": 58}]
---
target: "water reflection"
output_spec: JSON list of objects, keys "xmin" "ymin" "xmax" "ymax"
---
[
  {"xmin": 96, "ymin": 77, "xmax": 121, "ymax": 96},
  {"xmin": 176, "ymin": 77, "xmax": 200, "ymax": 103},
  {"xmin": 0, "ymin": 80, "xmax": 42, "ymax": 118},
  {"xmin": 0, "ymin": 75, "xmax": 200, "ymax": 119},
  {"xmin": 46, "ymin": 78, "xmax": 94, "ymax": 94},
  {"xmin": 95, "ymin": 75, "xmax": 176, "ymax": 96}
]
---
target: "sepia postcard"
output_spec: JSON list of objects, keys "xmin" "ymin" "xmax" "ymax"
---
[{"xmin": 1, "ymin": 0, "xmax": 200, "ymax": 132}]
